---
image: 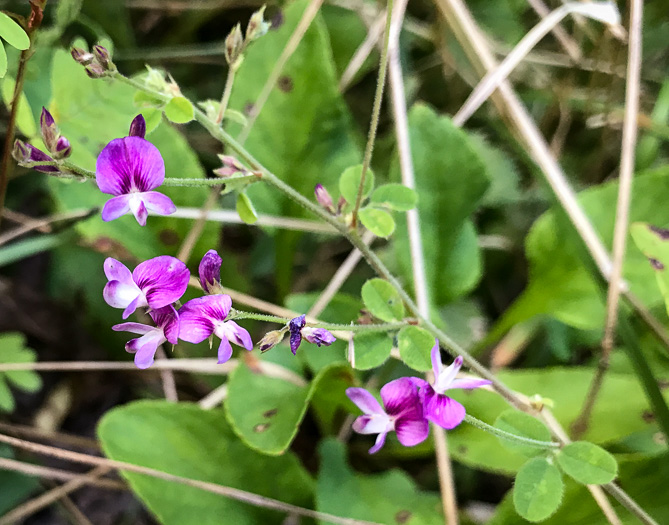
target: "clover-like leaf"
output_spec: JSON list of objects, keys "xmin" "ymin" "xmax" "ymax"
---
[
  {"xmin": 359, "ymin": 208, "xmax": 395, "ymax": 238},
  {"xmin": 513, "ymin": 457, "xmax": 564, "ymax": 522},
  {"xmin": 164, "ymin": 96, "xmax": 194, "ymax": 124},
  {"xmin": 555, "ymin": 441, "xmax": 617, "ymax": 485},
  {"xmin": 397, "ymin": 325, "xmax": 434, "ymax": 371},
  {"xmin": 370, "ymin": 184, "xmax": 417, "ymax": 211},
  {"xmin": 339, "ymin": 164, "xmax": 374, "ymax": 205},
  {"xmin": 361, "ymin": 278, "xmax": 405, "ymax": 322}
]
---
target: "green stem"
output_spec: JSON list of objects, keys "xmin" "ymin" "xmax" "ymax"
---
[
  {"xmin": 351, "ymin": 0, "xmax": 394, "ymax": 227},
  {"xmin": 464, "ymin": 414, "xmax": 561, "ymax": 450},
  {"xmin": 229, "ymin": 310, "xmax": 407, "ymax": 332},
  {"xmin": 215, "ymin": 65, "xmax": 237, "ymax": 125},
  {"xmin": 112, "ymin": 70, "xmax": 523, "ymax": 408}
]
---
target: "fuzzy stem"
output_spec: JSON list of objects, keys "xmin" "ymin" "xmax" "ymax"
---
[
  {"xmin": 351, "ymin": 0, "xmax": 394, "ymax": 227},
  {"xmin": 215, "ymin": 65, "xmax": 237, "ymax": 124},
  {"xmin": 229, "ymin": 310, "xmax": 407, "ymax": 333},
  {"xmin": 464, "ymin": 414, "xmax": 561, "ymax": 449}
]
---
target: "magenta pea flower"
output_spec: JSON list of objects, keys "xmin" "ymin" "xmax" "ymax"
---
[
  {"xmin": 178, "ymin": 294, "xmax": 252, "ymax": 364},
  {"xmin": 112, "ymin": 305, "xmax": 179, "ymax": 369},
  {"xmin": 198, "ymin": 249, "xmax": 224, "ymax": 295},
  {"xmin": 346, "ymin": 378, "xmax": 429, "ymax": 454},
  {"xmin": 419, "ymin": 343, "xmax": 492, "ymax": 430},
  {"xmin": 103, "ymin": 256, "xmax": 190, "ymax": 319},
  {"xmin": 96, "ymin": 115, "xmax": 175, "ymax": 226},
  {"xmin": 288, "ymin": 314, "xmax": 336, "ymax": 355}
]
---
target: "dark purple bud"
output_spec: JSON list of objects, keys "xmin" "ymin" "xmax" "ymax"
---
[
  {"xmin": 198, "ymin": 250, "xmax": 223, "ymax": 295},
  {"xmin": 93, "ymin": 45, "xmax": 112, "ymax": 69},
  {"xmin": 12, "ymin": 140, "xmax": 58, "ymax": 172},
  {"xmin": 288, "ymin": 315, "xmax": 306, "ymax": 355},
  {"xmin": 128, "ymin": 114, "xmax": 146, "ymax": 139},
  {"xmin": 302, "ymin": 327, "xmax": 336, "ymax": 347},
  {"xmin": 53, "ymin": 136, "xmax": 71, "ymax": 159},
  {"xmin": 85, "ymin": 63, "xmax": 107, "ymax": 78},
  {"xmin": 71, "ymin": 47, "xmax": 95, "ymax": 65},
  {"xmin": 315, "ymin": 184, "xmax": 335, "ymax": 213},
  {"xmin": 40, "ymin": 107, "xmax": 58, "ymax": 152}
]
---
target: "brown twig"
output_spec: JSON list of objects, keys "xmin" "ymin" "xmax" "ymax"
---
[
  {"xmin": 0, "ymin": 432, "xmax": 379, "ymax": 525},
  {"xmin": 0, "ymin": 2, "xmax": 44, "ymax": 229},
  {"xmin": 572, "ymin": 0, "xmax": 643, "ymax": 439}
]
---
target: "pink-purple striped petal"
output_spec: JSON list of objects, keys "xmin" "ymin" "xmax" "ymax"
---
[
  {"xmin": 395, "ymin": 414, "xmax": 430, "ymax": 447},
  {"xmin": 217, "ymin": 337, "xmax": 234, "ymax": 364},
  {"xmin": 132, "ymin": 256, "xmax": 189, "ymax": 310},
  {"xmin": 101, "ymin": 195, "xmax": 132, "ymax": 222},
  {"xmin": 380, "ymin": 377, "xmax": 421, "ymax": 417},
  {"xmin": 448, "ymin": 378, "xmax": 492, "ymax": 390},
  {"xmin": 217, "ymin": 320, "xmax": 253, "ymax": 350},
  {"xmin": 368, "ymin": 432, "xmax": 388, "ymax": 454},
  {"xmin": 96, "ymin": 137, "xmax": 165, "ymax": 195},
  {"xmin": 423, "ymin": 386, "xmax": 466, "ymax": 430},
  {"xmin": 142, "ymin": 191, "xmax": 176, "ymax": 217},
  {"xmin": 346, "ymin": 387, "xmax": 385, "ymax": 415}
]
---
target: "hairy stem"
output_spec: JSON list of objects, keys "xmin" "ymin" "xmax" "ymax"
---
[
  {"xmin": 464, "ymin": 414, "xmax": 560, "ymax": 449},
  {"xmin": 351, "ymin": 0, "xmax": 394, "ymax": 227},
  {"xmin": 229, "ymin": 310, "xmax": 407, "ymax": 333}
]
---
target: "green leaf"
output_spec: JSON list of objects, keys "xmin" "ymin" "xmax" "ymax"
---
[
  {"xmin": 1, "ymin": 75, "xmax": 37, "ymax": 137},
  {"xmin": 0, "ymin": 13, "xmax": 30, "ymax": 50},
  {"xmin": 397, "ymin": 325, "xmax": 434, "ymax": 371},
  {"xmin": 236, "ymin": 192, "xmax": 258, "ymax": 224},
  {"xmin": 98, "ymin": 401, "xmax": 314, "ymax": 525},
  {"xmin": 360, "ymin": 278, "xmax": 405, "ymax": 322},
  {"xmin": 495, "ymin": 410, "xmax": 552, "ymax": 457},
  {"xmin": 352, "ymin": 332, "xmax": 393, "ymax": 370},
  {"xmin": 497, "ymin": 168, "xmax": 669, "ymax": 332},
  {"xmin": 491, "ymin": 452, "xmax": 669, "ymax": 525},
  {"xmin": 445, "ymin": 367, "xmax": 669, "ymax": 475},
  {"xmin": 317, "ymin": 439, "xmax": 443, "ymax": 524},
  {"xmin": 630, "ymin": 222, "xmax": 669, "ymax": 316},
  {"xmin": 370, "ymin": 183, "xmax": 417, "ymax": 211},
  {"xmin": 358, "ymin": 207, "xmax": 395, "ymax": 237},
  {"xmin": 513, "ymin": 457, "xmax": 564, "ymax": 522},
  {"xmin": 555, "ymin": 442, "xmax": 617, "ymax": 485},
  {"xmin": 225, "ymin": 364, "xmax": 352, "ymax": 455},
  {"xmin": 339, "ymin": 164, "xmax": 374, "ymax": 205},
  {"xmin": 0, "ymin": 333, "xmax": 42, "ymax": 411},
  {"xmin": 0, "ymin": 42, "xmax": 6, "ymax": 78},
  {"xmin": 164, "ymin": 96, "xmax": 194, "ymax": 123},
  {"xmin": 392, "ymin": 104, "xmax": 490, "ymax": 304}
]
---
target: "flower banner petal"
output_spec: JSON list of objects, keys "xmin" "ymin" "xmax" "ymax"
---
[
  {"xmin": 380, "ymin": 377, "xmax": 420, "ymax": 416},
  {"xmin": 133, "ymin": 256, "xmax": 189, "ymax": 309},
  {"xmin": 96, "ymin": 137, "xmax": 165, "ymax": 195}
]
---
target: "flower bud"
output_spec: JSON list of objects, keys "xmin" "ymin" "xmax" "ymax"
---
[
  {"xmin": 213, "ymin": 155, "xmax": 247, "ymax": 178},
  {"xmin": 53, "ymin": 136, "xmax": 71, "ymax": 159},
  {"xmin": 314, "ymin": 184, "xmax": 335, "ymax": 213},
  {"xmin": 198, "ymin": 250, "xmax": 224, "ymax": 295},
  {"xmin": 224, "ymin": 24, "xmax": 244, "ymax": 66},
  {"xmin": 93, "ymin": 45, "xmax": 113, "ymax": 70},
  {"xmin": 71, "ymin": 47, "xmax": 94, "ymax": 65},
  {"xmin": 302, "ymin": 327, "xmax": 336, "ymax": 347},
  {"xmin": 128, "ymin": 114, "xmax": 146, "ymax": 139},
  {"xmin": 258, "ymin": 329, "xmax": 286, "ymax": 353},
  {"xmin": 85, "ymin": 62, "xmax": 107, "ymax": 78},
  {"xmin": 40, "ymin": 107, "xmax": 58, "ymax": 151},
  {"xmin": 12, "ymin": 140, "xmax": 59, "ymax": 173},
  {"xmin": 246, "ymin": 6, "xmax": 270, "ymax": 42}
]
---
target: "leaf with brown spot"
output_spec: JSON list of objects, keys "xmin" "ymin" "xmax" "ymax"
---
[{"xmin": 631, "ymin": 221, "xmax": 669, "ymax": 316}]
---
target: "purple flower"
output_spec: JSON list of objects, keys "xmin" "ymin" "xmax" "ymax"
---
[
  {"xmin": 96, "ymin": 125, "xmax": 176, "ymax": 226},
  {"xmin": 198, "ymin": 250, "xmax": 223, "ymax": 295},
  {"xmin": 346, "ymin": 378, "xmax": 429, "ymax": 454},
  {"xmin": 113, "ymin": 305, "xmax": 179, "ymax": 369},
  {"xmin": 288, "ymin": 314, "xmax": 336, "ymax": 355},
  {"xmin": 418, "ymin": 343, "xmax": 491, "ymax": 430},
  {"xmin": 178, "ymin": 294, "xmax": 252, "ymax": 364},
  {"xmin": 103, "ymin": 256, "xmax": 190, "ymax": 319}
]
